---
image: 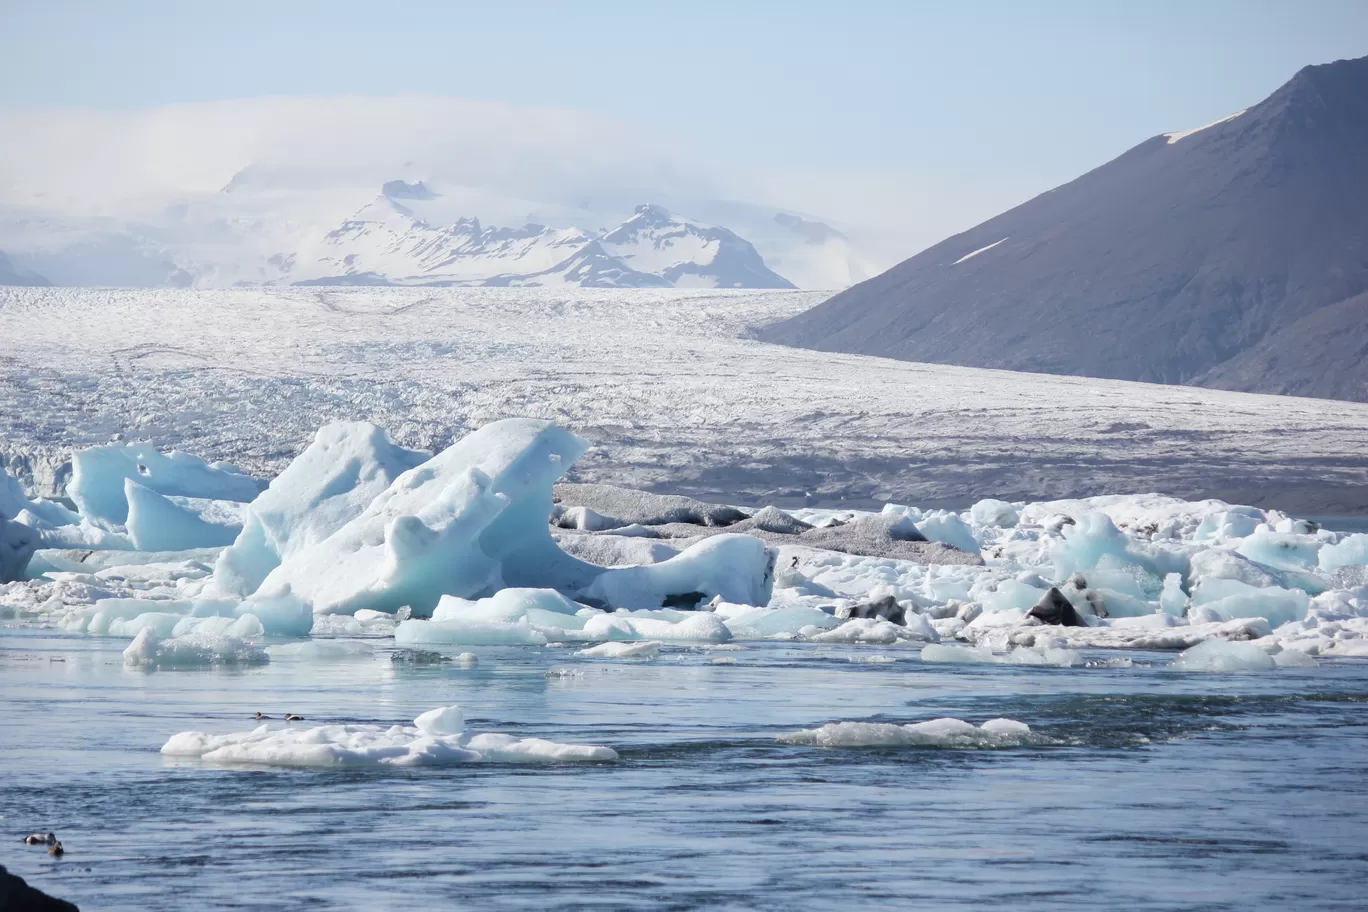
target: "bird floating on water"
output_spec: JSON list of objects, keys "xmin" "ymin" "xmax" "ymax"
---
[
  {"xmin": 48, "ymin": 841, "xmax": 64, "ymax": 857},
  {"xmin": 23, "ymin": 832, "xmax": 56, "ymax": 845},
  {"xmin": 254, "ymin": 712, "xmax": 272, "ymax": 720},
  {"xmin": 284, "ymin": 714, "xmax": 305, "ymax": 722}
]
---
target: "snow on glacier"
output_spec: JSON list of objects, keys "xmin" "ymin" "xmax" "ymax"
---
[{"xmin": 5, "ymin": 287, "xmax": 1366, "ymax": 514}]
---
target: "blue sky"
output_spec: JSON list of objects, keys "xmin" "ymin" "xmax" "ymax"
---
[{"xmin": 3, "ymin": 1, "xmax": 1366, "ymax": 256}]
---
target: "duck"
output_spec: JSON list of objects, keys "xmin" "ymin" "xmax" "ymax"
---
[
  {"xmin": 48, "ymin": 841, "xmax": 64, "ymax": 857},
  {"xmin": 254, "ymin": 712, "xmax": 272, "ymax": 720},
  {"xmin": 284, "ymin": 714, "xmax": 305, "ymax": 722},
  {"xmin": 24, "ymin": 832, "xmax": 56, "ymax": 845}
]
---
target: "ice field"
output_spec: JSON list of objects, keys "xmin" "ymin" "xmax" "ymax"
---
[
  {"xmin": 3, "ymin": 287, "xmax": 1368, "ymax": 909},
  {"xmin": 3, "ymin": 287, "xmax": 1368, "ymax": 512}
]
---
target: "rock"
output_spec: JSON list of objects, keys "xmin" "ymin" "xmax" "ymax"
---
[
  {"xmin": 0, "ymin": 864, "xmax": 81, "ymax": 911},
  {"xmin": 840, "ymin": 594, "xmax": 907, "ymax": 625},
  {"xmin": 0, "ymin": 517, "xmax": 38, "ymax": 583},
  {"xmin": 1026, "ymin": 587, "xmax": 1085, "ymax": 627}
]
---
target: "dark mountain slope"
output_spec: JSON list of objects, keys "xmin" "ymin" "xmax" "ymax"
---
[{"xmin": 757, "ymin": 56, "xmax": 1368, "ymax": 400}]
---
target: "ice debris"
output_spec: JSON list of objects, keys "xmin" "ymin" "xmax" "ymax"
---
[
  {"xmin": 161, "ymin": 705, "xmax": 617, "ymax": 767},
  {"xmin": 778, "ymin": 717, "xmax": 1035, "ymax": 748},
  {"xmin": 123, "ymin": 628, "xmax": 270, "ymax": 668}
]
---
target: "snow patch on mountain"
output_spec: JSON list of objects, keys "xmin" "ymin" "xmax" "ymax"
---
[{"xmin": 289, "ymin": 197, "xmax": 792, "ymax": 289}]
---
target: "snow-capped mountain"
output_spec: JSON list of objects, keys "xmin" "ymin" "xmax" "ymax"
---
[
  {"xmin": 0, "ymin": 96, "xmax": 875, "ymax": 290},
  {"xmin": 282, "ymin": 193, "xmax": 794, "ymax": 289}
]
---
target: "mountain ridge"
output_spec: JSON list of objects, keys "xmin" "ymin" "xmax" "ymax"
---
[{"xmin": 757, "ymin": 55, "xmax": 1368, "ymax": 402}]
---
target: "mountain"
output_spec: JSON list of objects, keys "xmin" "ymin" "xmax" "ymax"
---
[
  {"xmin": 289, "ymin": 198, "xmax": 793, "ymax": 288},
  {"xmin": 758, "ymin": 56, "xmax": 1368, "ymax": 402},
  {"xmin": 0, "ymin": 249, "xmax": 50, "ymax": 286}
]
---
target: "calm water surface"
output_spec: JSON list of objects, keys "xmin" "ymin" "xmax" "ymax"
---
[{"xmin": 2, "ymin": 628, "xmax": 1366, "ymax": 911}]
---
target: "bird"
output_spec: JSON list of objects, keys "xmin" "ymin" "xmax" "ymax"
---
[
  {"xmin": 48, "ymin": 842, "xmax": 64, "ymax": 857},
  {"xmin": 254, "ymin": 712, "xmax": 272, "ymax": 720},
  {"xmin": 284, "ymin": 714, "xmax": 305, "ymax": 722},
  {"xmin": 24, "ymin": 832, "xmax": 56, "ymax": 845}
]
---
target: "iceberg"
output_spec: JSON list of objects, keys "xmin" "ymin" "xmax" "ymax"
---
[
  {"xmin": 124, "ymin": 479, "xmax": 242, "ymax": 551},
  {"xmin": 213, "ymin": 422, "xmax": 429, "ymax": 597},
  {"xmin": 69, "ymin": 441, "xmax": 264, "ymax": 528},
  {"xmin": 161, "ymin": 705, "xmax": 618, "ymax": 767},
  {"xmin": 243, "ymin": 419, "xmax": 600, "ymax": 618},
  {"xmin": 778, "ymin": 717, "xmax": 1035, "ymax": 749},
  {"xmin": 123, "ymin": 628, "xmax": 270, "ymax": 668},
  {"xmin": 1169, "ymin": 638, "xmax": 1276, "ymax": 673}
]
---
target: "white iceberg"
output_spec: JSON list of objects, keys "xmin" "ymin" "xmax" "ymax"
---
[
  {"xmin": 161, "ymin": 704, "xmax": 618, "ymax": 767},
  {"xmin": 213, "ymin": 421, "xmax": 429, "ymax": 597},
  {"xmin": 124, "ymin": 628, "xmax": 270, "ymax": 668},
  {"xmin": 778, "ymin": 717, "xmax": 1035, "ymax": 748},
  {"xmin": 70, "ymin": 441, "xmax": 263, "ymax": 528}
]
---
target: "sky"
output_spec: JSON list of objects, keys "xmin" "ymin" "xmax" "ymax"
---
[{"xmin": 2, "ymin": 0, "xmax": 1366, "ymax": 261}]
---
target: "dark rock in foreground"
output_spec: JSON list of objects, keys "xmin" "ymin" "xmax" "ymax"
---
[{"xmin": 0, "ymin": 864, "xmax": 80, "ymax": 911}]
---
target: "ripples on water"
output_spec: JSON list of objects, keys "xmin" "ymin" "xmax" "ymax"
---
[{"xmin": 2, "ymin": 629, "xmax": 1366, "ymax": 910}]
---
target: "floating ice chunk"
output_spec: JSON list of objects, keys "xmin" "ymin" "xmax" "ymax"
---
[
  {"xmin": 582, "ymin": 609, "xmax": 733, "ymax": 643},
  {"xmin": 70, "ymin": 441, "xmax": 264, "ymax": 528},
  {"xmin": 1170, "ymin": 638, "xmax": 1276, "ymax": 673},
  {"xmin": 574, "ymin": 640, "xmax": 662, "ymax": 658},
  {"xmin": 1190, "ymin": 577, "xmax": 1308, "ymax": 627},
  {"xmin": 431, "ymin": 588, "xmax": 584, "ymax": 623},
  {"xmin": 806, "ymin": 616, "xmax": 934, "ymax": 645},
  {"xmin": 124, "ymin": 628, "xmax": 269, "ymax": 668},
  {"xmin": 267, "ymin": 640, "xmax": 373, "ymax": 660},
  {"xmin": 920, "ymin": 643, "xmax": 1083, "ymax": 667},
  {"xmin": 970, "ymin": 499, "xmax": 1019, "ymax": 529},
  {"xmin": 1193, "ymin": 509, "xmax": 1264, "ymax": 543},
  {"xmin": 212, "ymin": 422, "xmax": 429, "ymax": 598},
  {"xmin": 915, "ymin": 511, "xmax": 980, "ymax": 554},
  {"xmin": 1159, "ymin": 573, "xmax": 1187, "ymax": 616},
  {"xmin": 124, "ymin": 479, "xmax": 242, "ymax": 552},
  {"xmin": 245, "ymin": 419, "xmax": 597, "ymax": 618},
  {"xmin": 1235, "ymin": 530, "xmax": 1322, "ymax": 573},
  {"xmin": 715, "ymin": 603, "xmax": 840, "ymax": 638},
  {"xmin": 583, "ymin": 534, "xmax": 775, "ymax": 611},
  {"xmin": 462, "ymin": 733, "xmax": 619, "ymax": 762},
  {"xmin": 172, "ymin": 613, "xmax": 264, "ymax": 639},
  {"xmin": 414, "ymin": 705, "xmax": 465, "ymax": 735},
  {"xmin": 1320, "ymin": 534, "xmax": 1368, "ymax": 572},
  {"xmin": 0, "ymin": 516, "xmax": 38, "ymax": 583},
  {"xmin": 394, "ymin": 616, "xmax": 549, "ymax": 647},
  {"xmin": 161, "ymin": 713, "xmax": 616, "ymax": 767},
  {"xmin": 778, "ymin": 717, "xmax": 1034, "ymax": 748},
  {"xmin": 1271, "ymin": 648, "xmax": 1318, "ymax": 668}
]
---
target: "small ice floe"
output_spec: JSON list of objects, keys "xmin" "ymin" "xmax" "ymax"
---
[
  {"xmin": 266, "ymin": 640, "xmax": 373, "ymax": 660},
  {"xmin": 803, "ymin": 615, "xmax": 937, "ymax": 645},
  {"xmin": 779, "ymin": 717, "xmax": 1035, "ymax": 749},
  {"xmin": 573, "ymin": 640, "xmax": 662, "ymax": 659},
  {"xmin": 123, "ymin": 628, "xmax": 269, "ymax": 668},
  {"xmin": 920, "ymin": 643, "xmax": 1084, "ymax": 668},
  {"xmin": 161, "ymin": 704, "xmax": 617, "ymax": 767},
  {"xmin": 1170, "ymin": 637, "xmax": 1318, "ymax": 673}
]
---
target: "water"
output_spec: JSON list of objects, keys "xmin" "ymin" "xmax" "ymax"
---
[{"xmin": 3, "ymin": 629, "xmax": 1367, "ymax": 911}]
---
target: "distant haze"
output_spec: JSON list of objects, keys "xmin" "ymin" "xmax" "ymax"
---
[{"xmin": 1, "ymin": 1, "xmax": 1366, "ymax": 272}]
